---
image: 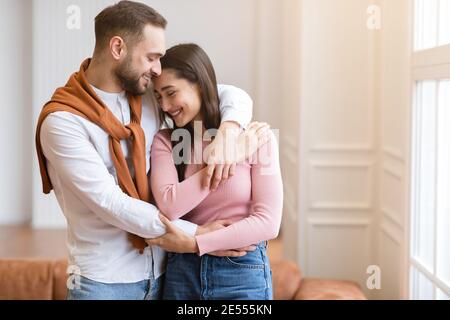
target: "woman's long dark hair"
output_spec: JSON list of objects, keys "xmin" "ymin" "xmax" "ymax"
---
[{"xmin": 157, "ymin": 43, "xmax": 221, "ymax": 181}]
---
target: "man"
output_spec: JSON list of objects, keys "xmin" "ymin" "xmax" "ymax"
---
[{"xmin": 36, "ymin": 1, "xmax": 269, "ymax": 300}]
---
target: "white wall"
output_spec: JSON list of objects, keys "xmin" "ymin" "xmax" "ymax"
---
[
  {"xmin": 253, "ymin": 0, "xmax": 283, "ymax": 125},
  {"xmin": 0, "ymin": 0, "xmax": 32, "ymax": 225},
  {"xmin": 153, "ymin": 0, "xmax": 258, "ymax": 95},
  {"xmin": 279, "ymin": 0, "xmax": 302, "ymax": 265},
  {"xmin": 375, "ymin": 0, "xmax": 412, "ymax": 299}
]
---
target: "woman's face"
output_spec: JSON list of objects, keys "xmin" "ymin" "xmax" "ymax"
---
[{"xmin": 153, "ymin": 69, "xmax": 202, "ymax": 127}]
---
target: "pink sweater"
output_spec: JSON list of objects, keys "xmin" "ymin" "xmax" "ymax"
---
[{"xmin": 150, "ymin": 129, "xmax": 283, "ymax": 256}]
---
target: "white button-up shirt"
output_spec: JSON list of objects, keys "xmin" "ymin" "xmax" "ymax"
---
[{"xmin": 40, "ymin": 84, "xmax": 252, "ymax": 283}]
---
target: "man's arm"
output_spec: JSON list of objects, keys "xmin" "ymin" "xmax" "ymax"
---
[
  {"xmin": 40, "ymin": 112, "xmax": 196, "ymax": 238},
  {"xmin": 217, "ymin": 84, "xmax": 253, "ymax": 128}
]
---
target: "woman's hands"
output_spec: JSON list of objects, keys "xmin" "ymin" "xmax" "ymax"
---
[{"xmin": 203, "ymin": 121, "xmax": 271, "ymax": 191}]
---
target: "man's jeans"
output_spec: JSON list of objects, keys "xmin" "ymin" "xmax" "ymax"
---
[{"xmin": 66, "ymin": 274, "xmax": 163, "ymax": 300}]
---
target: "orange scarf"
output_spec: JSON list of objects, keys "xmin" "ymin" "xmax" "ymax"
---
[{"xmin": 36, "ymin": 58, "xmax": 150, "ymax": 250}]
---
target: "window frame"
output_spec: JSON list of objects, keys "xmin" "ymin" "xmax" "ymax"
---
[{"xmin": 408, "ymin": 0, "xmax": 450, "ymax": 300}]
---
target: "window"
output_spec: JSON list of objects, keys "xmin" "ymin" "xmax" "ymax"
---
[
  {"xmin": 414, "ymin": 0, "xmax": 450, "ymax": 51},
  {"xmin": 410, "ymin": 0, "xmax": 450, "ymax": 300}
]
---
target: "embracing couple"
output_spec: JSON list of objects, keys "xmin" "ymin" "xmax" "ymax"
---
[{"xmin": 35, "ymin": 1, "xmax": 283, "ymax": 300}]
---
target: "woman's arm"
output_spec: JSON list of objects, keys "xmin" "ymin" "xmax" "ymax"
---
[
  {"xmin": 195, "ymin": 131, "xmax": 283, "ymax": 256},
  {"xmin": 150, "ymin": 129, "xmax": 211, "ymax": 220}
]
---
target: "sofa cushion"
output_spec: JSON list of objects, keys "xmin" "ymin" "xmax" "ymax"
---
[
  {"xmin": 271, "ymin": 260, "xmax": 302, "ymax": 300},
  {"xmin": 295, "ymin": 278, "xmax": 366, "ymax": 300}
]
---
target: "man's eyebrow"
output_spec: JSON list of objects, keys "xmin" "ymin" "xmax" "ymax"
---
[{"xmin": 148, "ymin": 52, "xmax": 164, "ymax": 58}]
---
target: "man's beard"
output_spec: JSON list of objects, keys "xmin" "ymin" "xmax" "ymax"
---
[{"xmin": 114, "ymin": 56, "xmax": 149, "ymax": 96}]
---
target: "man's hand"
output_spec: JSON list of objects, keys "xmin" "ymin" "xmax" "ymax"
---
[
  {"xmin": 145, "ymin": 214, "xmax": 198, "ymax": 253},
  {"xmin": 203, "ymin": 121, "xmax": 271, "ymax": 190}
]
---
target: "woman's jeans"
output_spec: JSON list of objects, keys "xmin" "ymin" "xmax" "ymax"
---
[{"xmin": 163, "ymin": 242, "xmax": 273, "ymax": 300}]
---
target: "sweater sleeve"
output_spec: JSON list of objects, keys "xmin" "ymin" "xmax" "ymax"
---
[
  {"xmin": 195, "ymin": 131, "xmax": 283, "ymax": 255},
  {"xmin": 150, "ymin": 129, "xmax": 211, "ymax": 220}
]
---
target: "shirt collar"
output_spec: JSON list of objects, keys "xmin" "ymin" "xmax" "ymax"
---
[{"xmin": 91, "ymin": 85, "xmax": 126, "ymax": 103}]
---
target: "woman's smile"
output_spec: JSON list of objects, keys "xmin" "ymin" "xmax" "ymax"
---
[{"xmin": 168, "ymin": 108, "xmax": 182, "ymax": 118}]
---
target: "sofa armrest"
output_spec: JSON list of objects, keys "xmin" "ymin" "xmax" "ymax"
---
[
  {"xmin": 271, "ymin": 260, "xmax": 302, "ymax": 300},
  {"xmin": 294, "ymin": 278, "xmax": 367, "ymax": 300},
  {"xmin": 0, "ymin": 259, "xmax": 54, "ymax": 300},
  {"xmin": 52, "ymin": 259, "xmax": 68, "ymax": 300}
]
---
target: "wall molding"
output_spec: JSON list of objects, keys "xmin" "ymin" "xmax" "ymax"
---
[
  {"xmin": 381, "ymin": 164, "xmax": 404, "ymax": 230},
  {"xmin": 381, "ymin": 207, "xmax": 404, "ymax": 231},
  {"xmin": 309, "ymin": 161, "xmax": 373, "ymax": 211},
  {"xmin": 284, "ymin": 193, "xmax": 298, "ymax": 223},
  {"xmin": 380, "ymin": 220, "xmax": 403, "ymax": 246},
  {"xmin": 382, "ymin": 163, "xmax": 403, "ymax": 181},
  {"xmin": 281, "ymin": 135, "xmax": 298, "ymax": 164},
  {"xmin": 382, "ymin": 146, "xmax": 405, "ymax": 163},
  {"xmin": 306, "ymin": 216, "xmax": 372, "ymax": 289},
  {"xmin": 311, "ymin": 144, "xmax": 372, "ymax": 153},
  {"xmin": 283, "ymin": 183, "xmax": 298, "ymax": 222},
  {"xmin": 308, "ymin": 217, "xmax": 372, "ymax": 227}
]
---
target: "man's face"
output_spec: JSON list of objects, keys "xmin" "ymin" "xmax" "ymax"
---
[{"xmin": 115, "ymin": 24, "xmax": 166, "ymax": 95}]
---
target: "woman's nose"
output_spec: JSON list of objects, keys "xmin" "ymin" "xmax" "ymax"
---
[{"xmin": 159, "ymin": 99, "xmax": 170, "ymax": 112}]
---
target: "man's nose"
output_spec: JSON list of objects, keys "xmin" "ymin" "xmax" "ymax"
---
[{"xmin": 151, "ymin": 60, "xmax": 162, "ymax": 78}]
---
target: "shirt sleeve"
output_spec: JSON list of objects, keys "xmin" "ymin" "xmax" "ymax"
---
[
  {"xmin": 150, "ymin": 130, "xmax": 211, "ymax": 220},
  {"xmin": 40, "ymin": 112, "xmax": 197, "ymax": 239},
  {"xmin": 195, "ymin": 131, "xmax": 283, "ymax": 255},
  {"xmin": 217, "ymin": 84, "xmax": 253, "ymax": 128}
]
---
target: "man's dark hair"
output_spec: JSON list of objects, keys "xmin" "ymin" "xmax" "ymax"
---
[{"xmin": 94, "ymin": 1, "xmax": 167, "ymax": 50}]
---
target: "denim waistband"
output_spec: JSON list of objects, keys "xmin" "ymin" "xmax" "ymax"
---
[{"xmin": 256, "ymin": 241, "xmax": 268, "ymax": 249}]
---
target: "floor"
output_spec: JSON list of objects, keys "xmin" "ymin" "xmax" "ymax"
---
[
  {"xmin": 0, "ymin": 226, "xmax": 283, "ymax": 260},
  {"xmin": 0, "ymin": 226, "xmax": 67, "ymax": 259}
]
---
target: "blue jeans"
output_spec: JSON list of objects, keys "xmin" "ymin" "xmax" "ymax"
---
[
  {"xmin": 163, "ymin": 242, "xmax": 273, "ymax": 300},
  {"xmin": 66, "ymin": 274, "xmax": 163, "ymax": 300}
]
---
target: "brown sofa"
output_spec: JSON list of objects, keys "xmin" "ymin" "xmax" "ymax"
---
[
  {"xmin": 0, "ymin": 258, "xmax": 366, "ymax": 300},
  {"xmin": 270, "ymin": 260, "xmax": 366, "ymax": 300}
]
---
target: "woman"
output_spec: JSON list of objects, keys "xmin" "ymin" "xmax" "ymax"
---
[{"xmin": 151, "ymin": 43, "xmax": 283, "ymax": 300}]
